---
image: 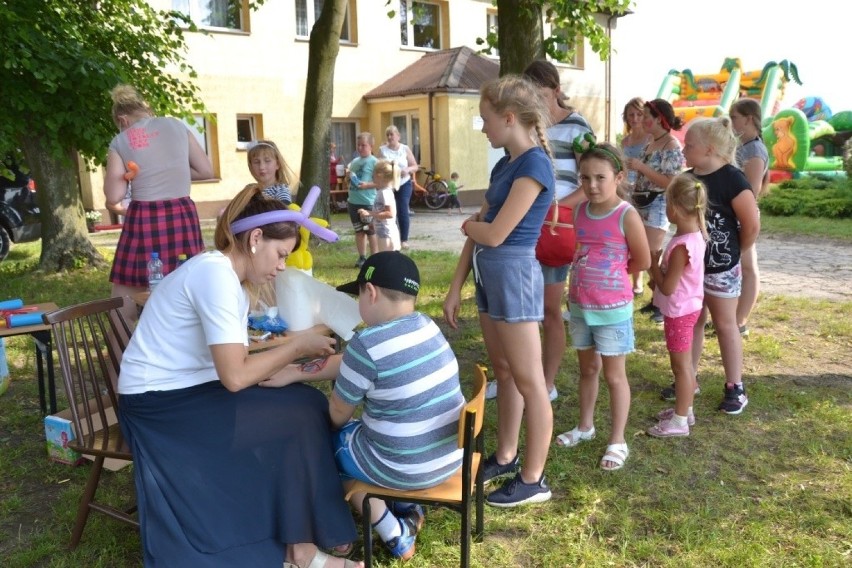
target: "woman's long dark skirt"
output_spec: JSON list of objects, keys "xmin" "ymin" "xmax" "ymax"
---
[{"xmin": 119, "ymin": 381, "xmax": 357, "ymax": 567}]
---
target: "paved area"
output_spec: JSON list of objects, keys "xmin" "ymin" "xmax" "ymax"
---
[{"xmin": 403, "ymin": 211, "xmax": 852, "ymax": 302}]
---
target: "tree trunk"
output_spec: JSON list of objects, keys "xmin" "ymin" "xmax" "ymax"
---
[
  {"xmin": 297, "ymin": 0, "xmax": 348, "ymax": 219},
  {"xmin": 19, "ymin": 133, "xmax": 106, "ymax": 271},
  {"xmin": 497, "ymin": 0, "xmax": 544, "ymax": 76}
]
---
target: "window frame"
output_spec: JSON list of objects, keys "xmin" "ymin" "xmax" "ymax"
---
[
  {"xmin": 295, "ymin": 0, "xmax": 355, "ymax": 43},
  {"xmin": 172, "ymin": 0, "xmax": 250, "ymax": 33},
  {"xmin": 485, "ymin": 10, "xmax": 499, "ymax": 57},
  {"xmin": 330, "ymin": 120, "xmax": 359, "ymax": 164},
  {"xmin": 547, "ymin": 23, "xmax": 584, "ymax": 69},
  {"xmin": 399, "ymin": 0, "xmax": 443, "ymax": 51},
  {"xmin": 182, "ymin": 114, "xmax": 221, "ymax": 179},
  {"xmin": 236, "ymin": 114, "xmax": 264, "ymax": 151},
  {"xmin": 390, "ymin": 112, "xmax": 421, "ymax": 164}
]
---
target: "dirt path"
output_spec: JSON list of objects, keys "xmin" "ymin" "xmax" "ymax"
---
[{"xmin": 403, "ymin": 211, "xmax": 852, "ymax": 302}]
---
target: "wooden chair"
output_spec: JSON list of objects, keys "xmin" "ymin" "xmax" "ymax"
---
[
  {"xmin": 345, "ymin": 364, "xmax": 487, "ymax": 567},
  {"xmin": 43, "ymin": 297, "xmax": 138, "ymax": 548}
]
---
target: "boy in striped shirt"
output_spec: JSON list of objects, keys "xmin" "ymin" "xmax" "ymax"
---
[{"xmin": 332, "ymin": 252, "xmax": 465, "ymax": 561}]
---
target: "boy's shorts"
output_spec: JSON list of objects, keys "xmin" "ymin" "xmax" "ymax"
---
[
  {"xmin": 473, "ymin": 245, "xmax": 543, "ymax": 323},
  {"xmin": 704, "ymin": 263, "xmax": 742, "ymax": 299},
  {"xmin": 540, "ymin": 263, "xmax": 569, "ymax": 286},
  {"xmin": 347, "ymin": 203, "xmax": 375, "ymax": 236},
  {"xmin": 568, "ymin": 313, "xmax": 634, "ymax": 356},
  {"xmin": 447, "ymin": 194, "xmax": 461, "ymax": 208},
  {"xmin": 663, "ymin": 309, "xmax": 702, "ymax": 353},
  {"xmin": 635, "ymin": 195, "xmax": 669, "ymax": 231},
  {"xmin": 332, "ymin": 420, "xmax": 374, "ymax": 483}
]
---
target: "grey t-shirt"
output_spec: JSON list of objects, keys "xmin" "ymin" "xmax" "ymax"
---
[{"xmin": 109, "ymin": 116, "xmax": 192, "ymax": 201}]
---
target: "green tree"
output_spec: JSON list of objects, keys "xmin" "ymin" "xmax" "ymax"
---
[
  {"xmin": 0, "ymin": 0, "xmax": 204, "ymax": 270},
  {"xmin": 489, "ymin": 0, "xmax": 632, "ymax": 75}
]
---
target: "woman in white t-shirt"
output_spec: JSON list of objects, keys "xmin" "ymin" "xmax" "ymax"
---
[
  {"xmin": 379, "ymin": 125, "xmax": 419, "ymax": 249},
  {"xmin": 118, "ymin": 184, "xmax": 363, "ymax": 568}
]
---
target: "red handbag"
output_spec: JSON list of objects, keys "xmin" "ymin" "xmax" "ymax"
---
[{"xmin": 535, "ymin": 203, "xmax": 575, "ymax": 267}]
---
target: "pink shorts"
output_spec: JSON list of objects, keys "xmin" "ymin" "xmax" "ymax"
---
[{"xmin": 663, "ymin": 310, "xmax": 702, "ymax": 353}]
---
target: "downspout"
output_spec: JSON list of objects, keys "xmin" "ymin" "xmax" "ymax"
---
[
  {"xmin": 605, "ymin": 14, "xmax": 616, "ymax": 142},
  {"xmin": 428, "ymin": 91, "xmax": 435, "ymax": 169}
]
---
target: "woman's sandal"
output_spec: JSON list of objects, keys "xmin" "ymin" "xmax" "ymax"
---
[
  {"xmin": 555, "ymin": 426, "xmax": 596, "ymax": 447},
  {"xmin": 600, "ymin": 443, "xmax": 629, "ymax": 471},
  {"xmin": 286, "ymin": 549, "xmax": 363, "ymax": 568}
]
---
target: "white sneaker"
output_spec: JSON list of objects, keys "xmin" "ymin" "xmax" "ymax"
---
[
  {"xmin": 485, "ymin": 382, "xmax": 557, "ymax": 402},
  {"xmin": 485, "ymin": 381, "xmax": 498, "ymax": 400}
]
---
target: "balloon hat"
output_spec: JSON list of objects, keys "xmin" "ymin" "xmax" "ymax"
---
[{"xmin": 230, "ymin": 185, "xmax": 338, "ymax": 243}]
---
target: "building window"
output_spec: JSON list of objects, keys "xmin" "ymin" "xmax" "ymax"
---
[
  {"xmin": 485, "ymin": 11, "xmax": 499, "ymax": 57},
  {"xmin": 182, "ymin": 114, "xmax": 220, "ymax": 178},
  {"xmin": 172, "ymin": 0, "xmax": 248, "ymax": 32},
  {"xmin": 400, "ymin": 1, "xmax": 441, "ymax": 50},
  {"xmin": 391, "ymin": 113, "xmax": 421, "ymax": 164},
  {"xmin": 236, "ymin": 114, "xmax": 263, "ymax": 150},
  {"xmin": 548, "ymin": 24, "xmax": 584, "ymax": 69},
  {"xmin": 296, "ymin": 0, "xmax": 353, "ymax": 42},
  {"xmin": 331, "ymin": 121, "xmax": 358, "ymax": 163}
]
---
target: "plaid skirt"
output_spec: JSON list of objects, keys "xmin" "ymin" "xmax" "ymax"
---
[{"xmin": 110, "ymin": 197, "xmax": 205, "ymax": 287}]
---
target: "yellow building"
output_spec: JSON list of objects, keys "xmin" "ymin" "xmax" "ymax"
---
[{"xmin": 84, "ymin": 0, "xmax": 620, "ymax": 218}]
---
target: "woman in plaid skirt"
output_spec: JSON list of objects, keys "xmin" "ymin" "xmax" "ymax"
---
[{"xmin": 103, "ymin": 84, "xmax": 214, "ymax": 321}]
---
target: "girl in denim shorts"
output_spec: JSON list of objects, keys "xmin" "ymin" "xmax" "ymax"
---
[
  {"xmin": 555, "ymin": 139, "xmax": 650, "ymax": 472},
  {"xmin": 682, "ymin": 117, "xmax": 760, "ymax": 416},
  {"xmin": 444, "ymin": 75, "xmax": 555, "ymax": 508}
]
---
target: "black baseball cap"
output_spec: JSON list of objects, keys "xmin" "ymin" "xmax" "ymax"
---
[{"xmin": 336, "ymin": 251, "xmax": 420, "ymax": 297}]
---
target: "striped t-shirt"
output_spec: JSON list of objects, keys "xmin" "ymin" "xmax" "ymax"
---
[
  {"xmin": 549, "ymin": 111, "xmax": 593, "ymax": 200},
  {"xmin": 334, "ymin": 312, "xmax": 465, "ymax": 490}
]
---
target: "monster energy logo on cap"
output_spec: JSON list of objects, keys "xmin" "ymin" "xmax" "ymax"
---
[{"xmin": 336, "ymin": 251, "xmax": 421, "ymax": 297}]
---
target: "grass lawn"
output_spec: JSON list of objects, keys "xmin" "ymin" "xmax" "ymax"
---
[{"xmin": 0, "ymin": 218, "xmax": 850, "ymax": 567}]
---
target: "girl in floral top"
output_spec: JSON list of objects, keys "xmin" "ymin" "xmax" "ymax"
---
[{"xmin": 624, "ymin": 99, "xmax": 685, "ymax": 322}]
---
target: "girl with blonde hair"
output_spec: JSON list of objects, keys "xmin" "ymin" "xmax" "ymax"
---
[
  {"xmin": 444, "ymin": 74, "xmax": 555, "ymax": 507},
  {"xmin": 681, "ymin": 117, "xmax": 759, "ymax": 415}
]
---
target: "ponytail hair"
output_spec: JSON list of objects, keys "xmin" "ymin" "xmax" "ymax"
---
[
  {"xmin": 645, "ymin": 99, "xmax": 684, "ymax": 132},
  {"xmin": 522, "ymin": 60, "xmax": 573, "ymax": 112},
  {"xmin": 110, "ymin": 84, "xmax": 150, "ymax": 122},
  {"xmin": 666, "ymin": 173, "xmax": 708, "ymax": 240}
]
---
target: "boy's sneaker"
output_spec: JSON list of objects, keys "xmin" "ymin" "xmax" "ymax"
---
[
  {"xmin": 486, "ymin": 473, "xmax": 552, "ymax": 508},
  {"xmin": 656, "ymin": 407, "xmax": 696, "ymax": 426},
  {"xmin": 719, "ymin": 383, "xmax": 748, "ymax": 415},
  {"xmin": 647, "ymin": 417, "xmax": 690, "ymax": 438},
  {"xmin": 660, "ymin": 382, "xmax": 700, "ymax": 401},
  {"xmin": 482, "ymin": 452, "xmax": 520, "ymax": 483},
  {"xmin": 388, "ymin": 502, "xmax": 425, "ymax": 535},
  {"xmin": 355, "ymin": 255, "xmax": 367, "ymax": 268},
  {"xmin": 384, "ymin": 517, "xmax": 417, "ymax": 561}
]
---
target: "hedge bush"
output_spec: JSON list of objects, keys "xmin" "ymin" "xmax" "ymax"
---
[{"xmin": 760, "ymin": 176, "xmax": 852, "ymax": 218}]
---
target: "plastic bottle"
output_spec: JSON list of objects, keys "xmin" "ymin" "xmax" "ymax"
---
[
  {"xmin": 176, "ymin": 253, "xmax": 188, "ymax": 268},
  {"xmin": 147, "ymin": 252, "xmax": 164, "ymax": 292}
]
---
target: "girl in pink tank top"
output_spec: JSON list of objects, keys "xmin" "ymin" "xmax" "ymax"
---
[{"xmin": 556, "ymin": 139, "xmax": 650, "ymax": 472}]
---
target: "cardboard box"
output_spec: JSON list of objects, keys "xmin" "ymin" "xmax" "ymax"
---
[
  {"xmin": 44, "ymin": 397, "xmax": 130, "ymax": 471},
  {"xmin": 44, "ymin": 415, "xmax": 84, "ymax": 465}
]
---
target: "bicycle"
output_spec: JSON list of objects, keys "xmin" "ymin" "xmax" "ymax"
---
[{"xmin": 412, "ymin": 168, "xmax": 449, "ymax": 210}]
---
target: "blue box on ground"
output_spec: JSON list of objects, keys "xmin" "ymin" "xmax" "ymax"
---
[{"xmin": 44, "ymin": 415, "xmax": 84, "ymax": 466}]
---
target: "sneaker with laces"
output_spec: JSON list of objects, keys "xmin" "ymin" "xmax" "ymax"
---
[
  {"xmin": 482, "ymin": 452, "xmax": 520, "ymax": 483},
  {"xmin": 388, "ymin": 502, "xmax": 425, "ymax": 535},
  {"xmin": 719, "ymin": 383, "xmax": 748, "ymax": 414},
  {"xmin": 647, "ymin": 417, "xmax": 690, "ymax": 438},
  {"xmin": 660, "ymin": 382, "xmax": 701, "ymax": 401},
  {"xmin": 383, "ymin": 516, "xmax": 417, "ymax": 560},
  {"xmin": 484, "ymin": 382, "xmax": 557, "ymax": 402},
  {"xmin": 656, "ymin": 407, "xmax": 696, "ymax": 426},
  {"xmin": 486, "ymin": 473, "xmax": 552, "ymax": 508}
]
